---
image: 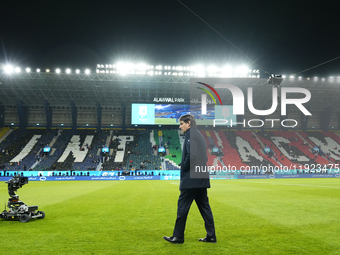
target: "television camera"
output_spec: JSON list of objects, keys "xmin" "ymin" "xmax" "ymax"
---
[
  {"xmin": 0, "ymin": 175, "xmax": 45, "ymax": 223},
  {"xmin": 267, "ymin": 73, "xmax": 283, "ymax": 87}
]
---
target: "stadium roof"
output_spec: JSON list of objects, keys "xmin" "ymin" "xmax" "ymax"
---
[{"xmin": 0, "ymin": 72, "xmax": 340, "ymax": 112}]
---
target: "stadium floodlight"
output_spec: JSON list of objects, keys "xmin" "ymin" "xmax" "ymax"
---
[
  {"xmin": 76, "ymin": 69, "xmax": 80, "ymax": 74},
  {"xmin": 220, "ymin": 65, "xmax": 233, "ymax": 77},
  {"xmin": 66, "ymin": 69, "xmax": 71, "ymax": 74},
  {"xmin": 207, "ymin": 65, "xmax": 218, "ymax": 73},
  {"xmin": 36, "ymin": 69, "xmax": 40, "ymax": 72},
  {"xmin": 136, "ymin": 63, "xmax": 147, "ymax": 71},
  {"xmin": 192, "ymin": 64, "xmax": 206, "ymax": 77},
  {"xmin": 26, "ymin": 68, "xmax": 31, "ymax": 73},
  {"xmin": 116, "ymin": 62, "xmax": 134, "ymax": 75},
  {"xmin": 56, "ymin": 68, "xmax": 61, "ymax": 74},
  {"xmin": 235, "ymin": 65, "xmax": 249, "ymax": 76},
  {"xmin": 4, "ymin": 65, "xmax": 14, "ymax": 74},
  {"xmin": 85, "ymin": 69, "xmax": 90, "ymax": 75},
  {"xmin": 15, "ymin": 67, "xmax": 21, "ymax": 73},
  {"xmin": 191, "ymin": 65, "xmax": 205, "ymax": 73}
]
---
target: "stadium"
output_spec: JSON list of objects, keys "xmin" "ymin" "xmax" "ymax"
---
[{"xmin": 0, "ymin": 63, "xmax": 339, "ymax": 254}]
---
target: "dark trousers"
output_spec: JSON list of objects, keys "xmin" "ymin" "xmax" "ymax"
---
[{"xmin": 173, "ymin": 188, "xmax": 216, "ymax": 239}]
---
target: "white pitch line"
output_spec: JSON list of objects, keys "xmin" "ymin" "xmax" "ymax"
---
[{"xmin": 237, "ymin": 181, "xmax": 340, "ymax": 189}]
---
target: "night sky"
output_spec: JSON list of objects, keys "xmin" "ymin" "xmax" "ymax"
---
[{"xmin": 1, "ymin": 0, "xmax": 339, "ymax": 77}]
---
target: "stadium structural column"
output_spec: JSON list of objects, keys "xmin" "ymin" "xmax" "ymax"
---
[
  {"xmin": 280, "ymin": 104, "xmax": 293, "ymax": 131},
  {"xmin": 0, "ymin": 102, "xmax": 4, "ymax": 128},
  {"xmin": 260, "ymin": 115, "xmax": 265, "ymax": 131},
  {"xmin": 301, "ymin": 105, "xmax": 311, "ymax": 132},
  {"xmin": 44, "ymin": 100, "xmax": 52, "ymax": 130},
  {"xmin": 320, "ymin": 106, "xmax": 332, "ymax": 132},
  {"xmin": 96, "ymin": 102, "xmax": 102, "ymax": 131},
  {"xmin": 70, "ymin": 101, "xmax": 77, "ymax": 131},
  {"xmin": 237, "ymin": 115, "xmax": 244, "ymax": 131},
  {"xmin": 260, "ymin": 104, "xmax": 269, "ymax": 131},
  {"xmin": 16, "ymin": 99, "xmax": 28, "ymax": 130},
  {"xmin": 121, "ymin": 102, "xmax": 125, "ymax": 130}
]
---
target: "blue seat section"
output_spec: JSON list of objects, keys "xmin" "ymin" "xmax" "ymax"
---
[
  {"xmin": 73, "ymin": 131, "xmax": 109, "ymax": 170},
  {"xmin": 165, "ymin": 160, "xmax": 180, "ymax": 170},
  {"xmin": 34, "ymin": 130, "xmax": 74, "ymax": 170},
  {"xmin": 24, "ymin": 130, "xmax": 56, "ymax": 169},
  {"xmin": 0, "ymin": 129, "xmax": 37, "ymax": 171},
  {"xmin": 125, "ymin": 131, "xmax": 162, "ymax": 170},
  {"xmin": 208, "ymin": 136, "xmax": 215, "ymax": 147}
]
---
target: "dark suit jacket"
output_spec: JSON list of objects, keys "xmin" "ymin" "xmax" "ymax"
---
[{"xmin": 180, "ymin": 127, "xmax": 210, "ymax": 190}]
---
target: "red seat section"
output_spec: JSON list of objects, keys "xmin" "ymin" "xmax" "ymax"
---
[
  {"xmin": 236, "ymin": 131, "xmax": 281, "ymax": 167},
  {"xmin": 218, "ymin": 131, "xmax": 247, "ymax": 170},
  {"xmin": 277, "ymin": 131, "xmax": 329, "ymax": 166},
  {"xmin": 257, "ymin": 132, "xmax": 296, "ymax": 169}
]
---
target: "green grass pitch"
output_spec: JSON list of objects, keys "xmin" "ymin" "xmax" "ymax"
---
[{"xmin": 0, "ymin": 179, "xmax": 339, "ymax": 254}]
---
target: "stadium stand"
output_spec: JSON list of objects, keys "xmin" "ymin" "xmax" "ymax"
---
[
  {"xmin": 0, "ymin": 127, "xmax": 11, "ymax": 142},
  {"xmin": 162, "ymin": 129, "xmax": 182, "ymax": 167},
  {"xmin": 2, "ymin": 127, "xmax": 340, "ymax": 176}
]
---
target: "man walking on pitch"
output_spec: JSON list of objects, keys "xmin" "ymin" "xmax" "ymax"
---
[{"xmin": 163, "ymin": 114, "xmax": 216, "ymax": 244}]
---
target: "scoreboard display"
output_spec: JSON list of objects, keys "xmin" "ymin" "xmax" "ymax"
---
[{"xmin": 131, "ymin": 103, "xmax": 235, "ymax": 126}]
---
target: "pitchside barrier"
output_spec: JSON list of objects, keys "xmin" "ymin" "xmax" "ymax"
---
[
  {"xmin": 0, "ymin": 170, "xmax": 181, "ymax": 181},
  {"xmin": 0, "ymin": 170, "xmax": 339, "ymax": 181}
]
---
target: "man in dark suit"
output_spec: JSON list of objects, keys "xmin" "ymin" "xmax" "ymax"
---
[{"xmin": 163, "ymin": 114, "xmax": 216, "ymax": 244}]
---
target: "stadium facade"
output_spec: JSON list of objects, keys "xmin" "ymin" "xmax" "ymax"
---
[{"xmin": 0, "ymin": 67, "xmax": 340, "ymax": 130}]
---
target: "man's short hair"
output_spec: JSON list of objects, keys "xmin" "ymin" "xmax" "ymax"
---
[{"xmin": 179, "ymin": 114, "xmax": 196, "ymax": 127}]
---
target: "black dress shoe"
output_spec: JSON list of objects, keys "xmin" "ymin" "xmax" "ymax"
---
[
  {"xmin": 199, "ymin": 237, "xmax": 216, "ymax": 243},
  {"xmin": 163, "ymin": 236, "xmax": 184, "ymax": 244}
]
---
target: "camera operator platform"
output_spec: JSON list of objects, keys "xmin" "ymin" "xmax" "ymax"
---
[{"xmin": 0, "ymin": 175, "xmax": 45, "ymax": 223}]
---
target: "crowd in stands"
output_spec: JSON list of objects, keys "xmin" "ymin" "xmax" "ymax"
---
[{"xmin": 1, "ymin": 127, "xmax": 340, "ymax": 175}]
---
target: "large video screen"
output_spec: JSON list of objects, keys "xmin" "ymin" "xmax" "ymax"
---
[{"xmin": 131, "ymin": 104, "xmax": 236, "ymax": 126}]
